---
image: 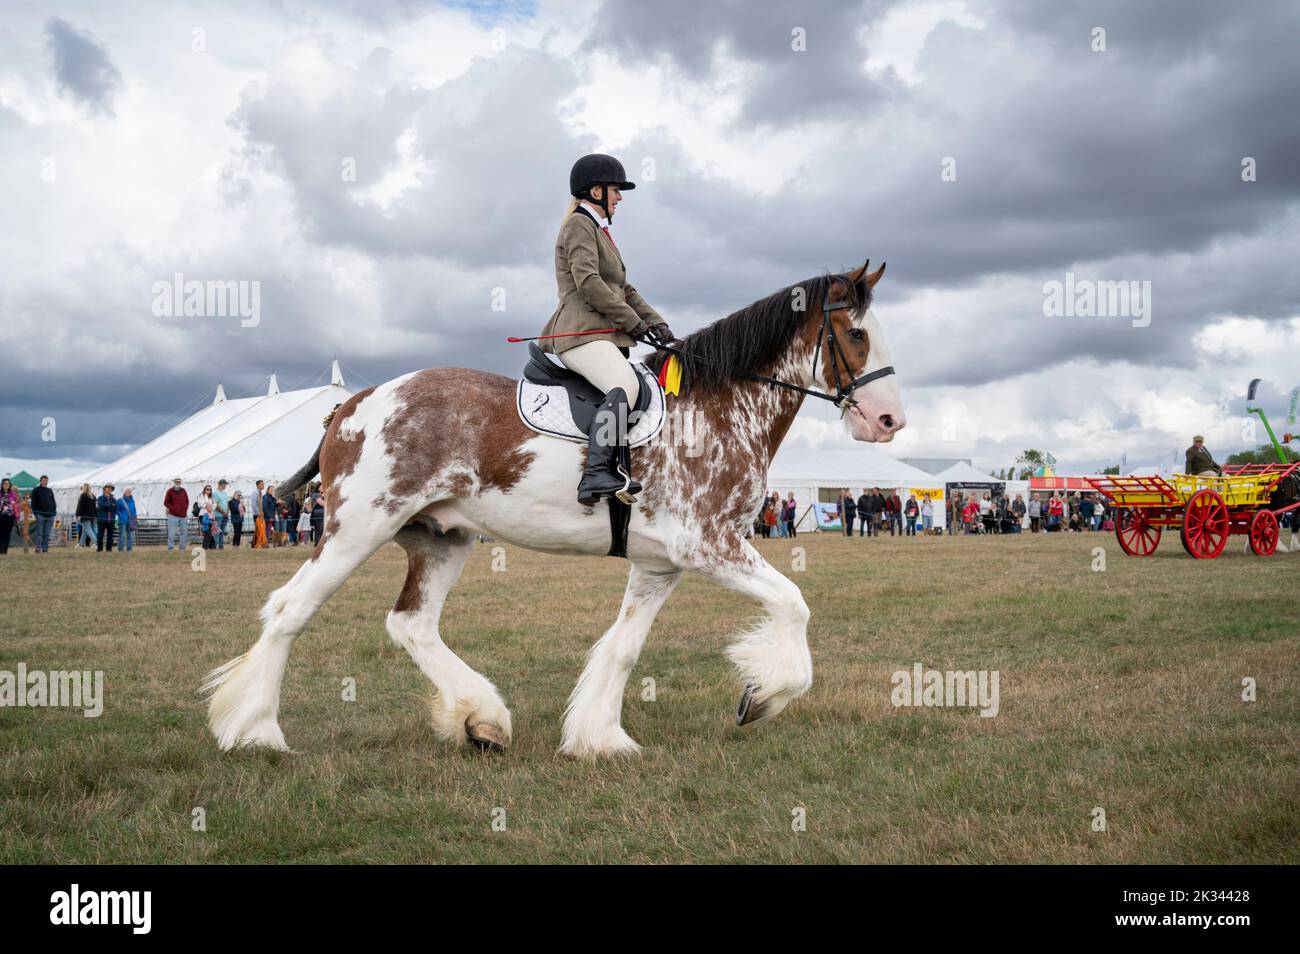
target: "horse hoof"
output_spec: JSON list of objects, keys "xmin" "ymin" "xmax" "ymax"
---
[
  {"xmin": 736, "ymin": 684, "xmax": 765, "ymax": 726},
  {"xmin": 466, "ymin": 721, "xmax": 508, "ymax": 752}
]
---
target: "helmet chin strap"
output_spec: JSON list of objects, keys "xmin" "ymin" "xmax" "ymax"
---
[{"xmin": 590, "ymin": 186, "xmax": 612, "ymax": 222}]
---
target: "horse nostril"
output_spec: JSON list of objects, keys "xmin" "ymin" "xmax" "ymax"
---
[{"xmin": 879, "ymin": 414, "xmax": 895, "ymax": 431}]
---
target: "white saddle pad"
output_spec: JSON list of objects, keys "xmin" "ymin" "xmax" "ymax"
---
[{"xmin": 516, "ymin": 361, "xmax": 667, "ymax": 446}]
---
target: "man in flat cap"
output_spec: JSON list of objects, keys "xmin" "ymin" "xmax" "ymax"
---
[{"xmin": 1185, "ymin": 435, "xmax": 1221, "ymax": 477}]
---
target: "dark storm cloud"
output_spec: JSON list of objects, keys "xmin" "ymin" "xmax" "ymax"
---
[
  {"xmin": 5, "ymin": 1, "xmax": 1299, "ymax": 472},
  {"xmin": 44, "ymin": 17, "xmax": 123, "ymax": 116},
  {"xmin": 588, "ymin": 0, "xmax": 904, "ymax": 124},
  {"xmin": 232, "ymin": 45, "xmax": 587, "ymax": 267}
]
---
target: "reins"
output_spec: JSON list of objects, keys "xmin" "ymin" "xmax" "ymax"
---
[{"xmin": 654, "ymin": 284, "xmax": 895, "ymax": 411}]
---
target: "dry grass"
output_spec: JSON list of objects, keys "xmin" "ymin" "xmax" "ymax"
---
[{"xmin": 1, "ymin": 529, "xmax": 1297, "ymax": 863}]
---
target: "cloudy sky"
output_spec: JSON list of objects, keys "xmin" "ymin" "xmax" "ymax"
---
[{"xmin": 2, "ymin": 0, "xmax": 1297, "ymax": 480}]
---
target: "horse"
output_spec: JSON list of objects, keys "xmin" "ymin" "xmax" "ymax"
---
[{"xmin": 203, "ymin": 260, "xmax": 906, "ymax": 757}]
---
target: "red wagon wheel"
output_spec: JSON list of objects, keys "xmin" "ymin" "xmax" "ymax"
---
[
  {"xmin": 1180, "ymin": 489, "xmax": 1229, "ymax": 559},
  {"xmin": 1116, "ymin": 507, "xmax": 1161, "ymax": 556},
  {"xmin": 1249, "ymin": 510, "xmax": 1279, "ymax": 556}
]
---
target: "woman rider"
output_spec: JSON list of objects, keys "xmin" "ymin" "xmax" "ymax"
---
[{"xmin": 539, "ymin": 154, "xmax": 673, "ymax": 505}]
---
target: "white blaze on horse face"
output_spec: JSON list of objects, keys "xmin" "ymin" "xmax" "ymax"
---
[{"xmin": 846, "ymin": 307, "xmax": 906, "ymax": 443}]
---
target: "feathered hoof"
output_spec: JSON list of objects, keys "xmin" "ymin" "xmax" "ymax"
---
[
  {"xmin": 736, "ymin": 683, "xmax": 767, "ymax": 726},
  {"xmin": 466, "ymin": 721, "xmax": 509, "ymax": 753}
]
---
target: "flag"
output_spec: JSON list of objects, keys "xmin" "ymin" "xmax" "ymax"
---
[{"xmin": 658, "ymin": 354, "xmax": 681, "ymax": 396}]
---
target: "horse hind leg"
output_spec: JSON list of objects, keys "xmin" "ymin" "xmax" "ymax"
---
[
  {"xmin": 387, "ymin": 522, "xmax": 512, "ymax": 751},
  {"xmin": 203, "ymin": 509, "xmax": 400, "ymax": 751}
]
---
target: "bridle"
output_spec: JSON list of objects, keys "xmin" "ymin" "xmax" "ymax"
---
[
  {"xmin": 804, "ymin": 283, "xmax": 897, "ymax": 410},
  {"xmin": 654, "ymin": 276, "xmax": 896, "ymax": 410}
]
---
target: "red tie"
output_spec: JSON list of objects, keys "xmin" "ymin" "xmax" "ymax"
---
[{"xmin": 601, "ymin": 226, "xmax": 617, "ymax": 250}]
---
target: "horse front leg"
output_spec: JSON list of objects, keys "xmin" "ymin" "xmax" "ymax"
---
[
  {"xmin": 560, "ymin": 563, "xmax": 682, "ymax": 757},
  {"xmin": 687, "ymin": 533, "xmax": 813, "ymax": 727}
]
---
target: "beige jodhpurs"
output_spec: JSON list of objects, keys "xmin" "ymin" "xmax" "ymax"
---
[{"xmin": 558, "ymin": 339, "xmax": 640, "ymax": 408}]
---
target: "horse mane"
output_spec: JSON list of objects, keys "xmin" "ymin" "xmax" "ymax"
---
[{"xmin": 649, "ymin": 272, "xmax": 869, "ymax": 390}]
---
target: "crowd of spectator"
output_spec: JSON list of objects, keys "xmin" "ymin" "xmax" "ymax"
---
[
  {"xmin": 946, "ymin": 490, "xmax": 1111, "ymax": 535},
  {"xmin": 744, "ymin": 487, "xmax": 1115, "ymax": 541},
  {"xmin": 755, "ymin": 492, "xmax": 798, "ymax": 537},
  {"xmin": 1, "ymin": 474, "xmax": 326, "ymax": 555}
]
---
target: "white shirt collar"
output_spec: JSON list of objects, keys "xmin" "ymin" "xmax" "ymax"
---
[{"xmin": 579, "ymin": 201, "xmax": 610, "ymax": 228}]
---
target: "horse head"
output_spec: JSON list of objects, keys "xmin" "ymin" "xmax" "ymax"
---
[{"xmin": 813, "ymin": 260, "xmax": 906, "ymax": 443}]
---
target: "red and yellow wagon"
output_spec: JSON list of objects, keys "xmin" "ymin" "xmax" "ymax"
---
[{"xmin": 1085, "ymin": 463, "xmax": 1300, "ymax": 559}]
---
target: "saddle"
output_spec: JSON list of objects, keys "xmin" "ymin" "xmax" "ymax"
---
[{"xmin": 517, "ymin": 344, "xmax": 666, "ymax": 444}]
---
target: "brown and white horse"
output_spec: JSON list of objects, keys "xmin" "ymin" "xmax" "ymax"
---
[{"xmin": 204, "ymin": 261, "xmax": 905, "ymax": 757}]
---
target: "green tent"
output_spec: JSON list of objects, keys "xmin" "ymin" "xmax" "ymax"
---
[{"xmin": 8, "ymin": 470, "xmax": 39, "ymax": 492}]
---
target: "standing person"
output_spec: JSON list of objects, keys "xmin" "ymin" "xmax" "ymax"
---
[
  {"xmin": 904, "ymin": 494, "xmax": 919, "ymax": 536},
  {"xmin": 784, "ymin": 492, "xmax": 797, "ymax": 538},
  {"xmin": 839, "ymin": 489, "xmax": 857, "ymax": 538},
  {"xmin": 229, "ymin": 492, "xmax": 245, "ymax": 546},
  {"xmin": 252, "ymin": 480, "xmax": 268, "ymax": 548},
  {"xmin": 29, "ymin": 475, "xmax": 58, "ymax": 554},
  {"xmin": 920, "ymin": 493, "xmax": 934, "ymax": 533},
  {"xmin": 1048, "ymin": 492, "xmax": 1064, "ymax": 531},
  {"xmin": 19, "ymin": 495, "xmax": 34, "ymax": 552},
  {"xmin": 979, "ymin": 493, "xmax": 994, "ymax": 534},
  {"xmin": 309, "ymin": 482, "xmax": 325, "ymax": 545},
  {"xmin": 116, "ymin": 488, "xmax": 138, "ymax": 551},
  {"xmin": 164, "ymin": 478, "xmax": 190, "ymax": 552},
  {"xmin": 763, "ymin": 499, "xmax": 778, "ymax": 537},
  {"xmin": 200, "ymin": 503, "xmax": 217, "ymax": 549},
  {"xmin": 1028, "ymin": 493, "xmax": 1042, "ymax": 533},
  {"xmin": 0, "ymin": 478, "xmax": 18, "ymax": 555},
  {"xmin": 1079, "ymin": 494, "xmax": 1095, "ymax": 532},
  {"xmin": 948, "ymin": 492, "xmax": 963, "ymax": 535},
  {"xmin": 262, "ymin": 484, "xmax": 279, "ymax": 546},
  {"xmin": 1011, "ymin": 493, "xmax": 1026, "ymax": 534},
  {"xmin": 213, "ymin": 479, "xmax": 230, "ymax": 549},
  {"xmin": 856, "ymin": 489, "xmax": 872, "ymax": 537},
  {"xmin": 285, "ymin": 492, "xmax": 303, "ymax": 545},
  {"xmin": 95, "ymin": 484, "xmax": 117, "ymax": 552},
  {"xmin": 887, "ymin": 489, "xmax": 903, "ymax": 536},
  {"xmin": 75, "ymin": 483, "xmax": 97, "ymax": 548},
  {"xmin": 773, "ymin": 493, "xmax": 785, "ymax": 538},
  {"xmin": 295, "ymin": 493, "xmax": 311, "ymax": 544}
]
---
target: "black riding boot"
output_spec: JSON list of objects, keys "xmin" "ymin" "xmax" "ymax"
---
[{"xmin": 577, "ymin": 387, "xmax": 642, "ymax": 506}]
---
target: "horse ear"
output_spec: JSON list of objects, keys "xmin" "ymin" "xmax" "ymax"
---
[
  {"xmin": 846, "ymin": 259, "xmax": 870, "ymax": 286},
  {"xmin": 866, "ymin": 261, "xmax": 886, "ymax": 287}
]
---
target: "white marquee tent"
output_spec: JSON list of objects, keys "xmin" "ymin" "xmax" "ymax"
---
[
  {"xmin": 934, "ymin": 460, "xmax": 1003, "ymax": 485},
  {"xmin": 765, "ymin": 446, "xmax": 940, "ymax": 528},
  {"xmin": 52, "ymin": 363, "xmax": 353, "ymax": 518}
]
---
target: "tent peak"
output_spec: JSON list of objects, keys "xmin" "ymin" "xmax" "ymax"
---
[
  {"xmin": 330, "ymin": 359, "xmax": 344, "ymax": 387},
  {"xmin": 268, "ymin": 373, "xmax": 280, "ymax": 396},
  {"xmin": 213, "ymin": 383, "xmax": 227, "ymax": 404}
]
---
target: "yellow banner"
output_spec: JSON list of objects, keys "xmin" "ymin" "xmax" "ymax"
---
[{"xmin": 909, "ymin": 488, "xmax": 945, "ymax": 502}]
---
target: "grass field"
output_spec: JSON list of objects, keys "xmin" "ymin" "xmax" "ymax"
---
[{"xmin": 1, "ymin": 529, "xmax": 1297, "ymax": 864}]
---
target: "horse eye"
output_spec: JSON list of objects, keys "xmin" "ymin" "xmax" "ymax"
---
[{"xmin": 848, "ymin": 328, "xmax": 864, "ymax": 341}]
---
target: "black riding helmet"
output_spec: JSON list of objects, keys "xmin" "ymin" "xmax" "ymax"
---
[{"xmin": 570, "ymin": 154, "xmax": 635, "ymax": 221}]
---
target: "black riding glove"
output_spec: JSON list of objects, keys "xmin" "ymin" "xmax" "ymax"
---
[
  {"xmin": 629, "ymin": 320, "xmax": 653, "ymax": 342},
  {"xmin": 649, "ymin": 321, "xmax": 673, "ymax": 344}
]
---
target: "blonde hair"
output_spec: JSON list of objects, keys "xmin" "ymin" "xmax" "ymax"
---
[
  {"xmin": 560, "ymin": 196, "xmax": 579, "ymax": 227},
  {"xmin": 80, "ymin": 483, "xmax": 90, "ymax": 493}
]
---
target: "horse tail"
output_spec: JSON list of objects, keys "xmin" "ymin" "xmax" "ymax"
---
[{"xmin": 279, "ymin": 436, "xmax": 324, "ymax": 497}]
